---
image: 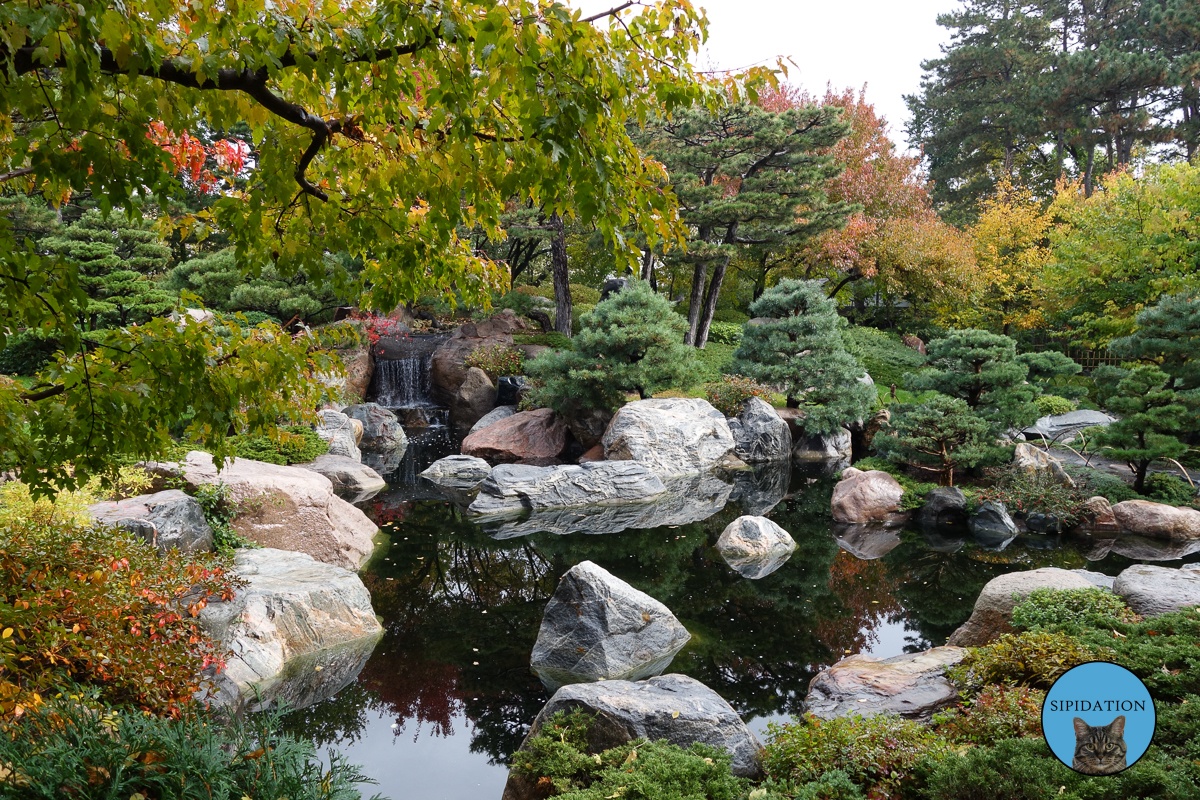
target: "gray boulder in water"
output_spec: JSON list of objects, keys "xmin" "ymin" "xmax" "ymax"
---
[
  {"xmin": 297, "ymin": 454, "xmax": 386, "ymax": 504},
  {"xmin": 1114, "ymin": 564, "xmax": 1200, "ymax": 617},
  {"xmin": 792, "ymin": 428, "xmax": 852, "ymax": 466},
  {"xmin": 313, "ymin": 408, "xmax": 362, "ymax": 461},
  {"xmin": 89, "ymin": 489, "xmax": 214, "ymax": 554},
  {"xmin": 716, "ymin": 515, "xmax": 796, "ymax": 579},
  {"xmin": 602, "ymin": 398, "xmax": 736, "ymax": 476},
  {"xmin": 726, "ymin": 397, "xmax": 791, "ymax": 463},
  {"xmin": 969, "ymin": 501, "xmax": 1019, "ymax": 548},
  {"xmin": 530, "ymin": 561, "xmax": 690, "ymax": 690},
  {"xmin": 468, "ymin": 461, "xmax": 667, "ymax": 517},
  {"xmin": 470, "ymin": 405, "xmax": 517, "ymax": 434},
  {"xmin": 421, "ymin": 454, "xmax": 494, "ymax": 489},
  {"xmin": 508, "ymin": 674, "xmax": 764, "ymax": 789},
  {"xmin": 343, "ymin": 402, "xmax": 408, "ymax": 474}
]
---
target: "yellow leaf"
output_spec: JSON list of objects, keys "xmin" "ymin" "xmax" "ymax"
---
[
  {"xmin": 1, "ymin": 629, "xmax": 11, "ymax": 639},
  {"xmin": 671, "ymin": 710, "xmax": 679, "ymax": 719}
]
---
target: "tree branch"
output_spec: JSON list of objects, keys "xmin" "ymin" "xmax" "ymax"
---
[
  {"xmin": 0, "ymin": 167, "xmax": 34, "ymax": 183},
  {"xmin": 19, "ymin": 383, "xmax": 66, "ymax": 402},
  {"xmin": 582, "ymin": 2, "xmax": 637, "ymax": 23}
]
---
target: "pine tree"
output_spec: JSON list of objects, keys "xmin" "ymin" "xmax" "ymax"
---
[
  {"xmin": 1091, "ymin": 364, "xmax": 1189, "ymax": 493},
  {"xmin": 636, "ymin": 103, "xmax": 854, "ymax": 348},
  {"xmin": 730, "ymin": 279, "xmax": 873, "ymax": 436},
  {"xmin": 876, "ymin": 394, "xmax": 995, "ymax": 487},
  {"xmin": 1109, "ymin": 294, "xmax": 1200, "ymax": 392},
  {"xmin": 907, "ymin": 329, "xmax": 1040, "ymax": 442},
  {"xmin": 41, "ymin": 209, "xmax": 174, "ymax": 329},
  {"xmin": 1017, "ymin": 350, "xmax": 1085, "ymax": 401},
  {"xmin": 525, "ymin": 281, "xmax": 696, "ymax": 414}
]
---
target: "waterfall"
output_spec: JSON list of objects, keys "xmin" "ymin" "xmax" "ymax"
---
[{"xmin": 373, "ymin": 356, "xmax": 435, "ymax": 408}]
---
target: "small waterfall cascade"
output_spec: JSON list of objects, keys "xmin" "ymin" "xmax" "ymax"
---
[{"xmin": 373, "ymin": 356, "xmax": 435, "ymax": 409}]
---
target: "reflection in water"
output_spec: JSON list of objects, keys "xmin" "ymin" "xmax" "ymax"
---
[{"xmin": 278, "ymin": 434, "xmax": 1200, "ymax": 800}]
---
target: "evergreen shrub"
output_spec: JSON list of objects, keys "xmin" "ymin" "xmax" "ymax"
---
[
  {"xmin": 1010, "ymin": 588, "xmax": 1139, "ymax": 631},
  {"xmin": 1143, "ymin": 472, "xmax": 1196, "ymax": 506},
  {"xmin": 230, "ymin": 425, "xmax": 328, "ymax": 465},
  {"xmin": 1061, "ymin": 464, "xmax": 1139, "ymax": 505},
  {"xmin": 0, "ymin": 330, "xmax": 59, "ymax": 376},
  {"xmin": 464, "ymin": 343, "xmax": 526, "ymax": 381},
  {"xmin": 1033, "ymin": 394, "xmax": 1076, "ymax": 417},
  {"xmin": 842, "ymin": 326, "xmax": 927, "ymax": 389},
  {"xmin": 513, "ymin": 332, "xmax": 573, "ymax": 351},
  {"xmin": 930, "ymin": 685, "xmax": 1046, "ymax": 745},
  {"xmin": 946, "ymin": 631, "xmax": 1103, "ymax": 696},
  {"xmin": 707, "ymin": 321, "xmax": 744, "ymax": 345}
]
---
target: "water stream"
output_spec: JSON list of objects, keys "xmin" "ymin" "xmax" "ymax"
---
[{"xmin": 280, "ymin": 429, "xmax": 1200, "ymax": 800}]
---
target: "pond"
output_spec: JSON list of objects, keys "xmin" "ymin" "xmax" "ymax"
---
[{"xmin": 280, "ymin": 426, "xmax": 1200, "ymax": 800}]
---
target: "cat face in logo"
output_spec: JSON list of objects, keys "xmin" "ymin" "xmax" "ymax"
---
[{"xmin": 1072, "ymin": 715, "xmax": 1127, "ymax": 775}]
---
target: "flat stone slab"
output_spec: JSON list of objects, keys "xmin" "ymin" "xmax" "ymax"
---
[
  {"xmin": 1113, "ymin": 564, "xmax": 1200, "ymax": 617},
  {"xmin": 468, "ymin": 461, "xmax": 667, "ymax": 517},
  {"xmin": 530, "ymin": 561, "xmax": 690, "ymax": 690},
  {"xmin": 1024, "ymin": 410, "xmax": 1117, "ymax": 443},
  {"xmin": 805, "ymin": 646, "xmax": 967, "ymax": 722}
]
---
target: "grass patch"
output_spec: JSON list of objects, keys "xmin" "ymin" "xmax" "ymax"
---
[{"xmin": 513, "ymin": 332, "xmax": 574, "ymax": 350}]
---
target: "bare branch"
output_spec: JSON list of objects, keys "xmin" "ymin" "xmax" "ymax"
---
[
  {"xmin": 0, "ymin": 167, "xmax": 34, "ymax": 183},
  {"xmin": 582, "ymin": 2, "xmax": 637, "ymax": 23}
]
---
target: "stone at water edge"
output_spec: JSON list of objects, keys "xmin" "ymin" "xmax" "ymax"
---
[
  {"xmin": 461, "ymin": 407, "xmax": 569, "ymax": 465},
  {"xmin": 1114, "ymin": 564, "xmax": 1200, "ymax": 617},
  {"xmin": 915, "ymin": 487, "xmax": 968, "ymax": 531},
  {"xmin": 805, "ymin": 647, "xmax": 967, "ymax": 722},
  {"xmin": 601, "ymin": 398, "xmax": 736, "ymax": 476},
  {"xmin": 342, "ymin": 402, "xmax": 407, "ymax": 453},
  {"xmin": 947, "ymin": 567, "xmax": 1096, "ymax": 647},
  {"xmin": 1082, "ymin": 495, "xmax": 1120, "ymax": 534},
  {"xmin": 296, "ymin": 455, "xmax": 385, "ymax": 504},
  {"xmin": 314, "ymin": 408, "xmax": 362, "ymax": 461},
  {"xmin": 449, "ymin": 366, "xmax": 497, "ymax": 429},
  {"xmin": 469, "ymin": 461, "xmax": 667, "ymax": 517},
  {"xmin": 716, "ymin": 515, "xmax": 796, "ymax": 579},
  {"xmin": 88, "ymin": 489, "xmax": 214, "ymax": 554},
  {"xmin": 726, "ymin": 397, "xmax": 791, "ymax": 463},
  {"xmin": 792, "ymin": 428, "xmax": 852, "ymax": 465},
  {"xmin": 529, "ymin": 561, "xmax": 690, "ymax": 690},
  {"xmin": 420, "ymin": 455, "xmax": 494, "ymax": 488},
  {"xmin": 470, "ymin": 405, "xmax": 516, "ymax": 434},
  {"xmin": 1072, "ymin": 569, "xmax": 1115, "ymax": 592},
  {"xmin": 565, "ymin": 405, "xmax": 614, "ymax": 451},
  {"xmin": 830, "ymin": 468, "xmax": 905, "ymax": 524},
  {"xmin": 145, "ymin": 451, "xmax": 378, "ymax": 571},
  {"xmin": 502, "ymin": 674, "xmax": 764, "ymax": 800},
  {"xmin": 197, "ymin": 548, "xmax": 382, "ymax": 713},
  {"xmin": 1112, "ymin": 499, "xmax": 1200, "ymax": 540},
  {"xmin": 969, "ymin": 501, "xmax": 1019, "ymax": 540}
]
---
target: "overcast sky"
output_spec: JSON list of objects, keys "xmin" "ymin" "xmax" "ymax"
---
[{"xmin": 575, "ymin": 0, "xmax": 964, "ymax": 151}]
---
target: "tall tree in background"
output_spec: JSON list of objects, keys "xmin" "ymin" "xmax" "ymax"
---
[{"xmin": 639, "ymin": 102, "xmax": 854, "ymax": 348}]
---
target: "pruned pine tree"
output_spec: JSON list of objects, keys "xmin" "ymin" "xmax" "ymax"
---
[
  {"xmin": 638, "ymin": 103, "xmax": 855, "ymax": 348},
  {"xmin": 730, "ymin": 279, "xmax": 873, "ymax": 436},
  {"xmin": 876, "ymin": 394, "xmax": 995, "ymax": 487},
  {"xmin": 1091, "ymin": 364, "xmax": 1189, "ymax": 493}
]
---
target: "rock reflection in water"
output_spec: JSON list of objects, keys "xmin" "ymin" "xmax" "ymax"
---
[
  {"xmin": 833, "ymin": 522, "xmax": 903, "ymax": 560},
  {"xmin": 729, "ymin": 461, "xmax": 791, "ymax": 516},
  {"xmin": 246, "ymin": 634, "xmax": 382, "ymax": 714},
  {"xmin": 1086, "ymin": 534, "xmax": 1200, "ymax": 562}
]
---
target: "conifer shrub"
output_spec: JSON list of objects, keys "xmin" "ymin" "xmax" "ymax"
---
[
  {"xmin": 0, "ymin": 699, "xmax": 380, "ymax": 800},
  {"xmin": 706, "ymin": 321, "xmax": 744, "ymax": 345},
  {"xmin": 526, "ymin": 281, "xmax": 697, "ymax": 414},
  {"xmin": 0, "ymin": 329, "xmax": 59, "ymax": 376},
  {"xmin": 1017, "ymin": 350, "xmax": 1086, "ymax": 401},
  {"xmin": 1061, "ymin": 463, "xmax": 1140, "ymax": 505},
  {"xmin": 464, "ymin": 343, "xmax": 526, "ymax": 381},
  {"xmin": 931, "ymin": 685, "xmax": 1046, "ymax": 745},
  {"xmin": 762, "ymin": 713, "xmax": 952, "ymax": 798},
  {"xmin": 731, "ymin": 280, "xmax": 873, "ymax": 436},
  {"xmin": 230, "ymin": 425, "xmax": 329, "ymax": 466},
  {"xmin": 1090, "ymin": 363, "xmax": 1188, "ymax": 492},
  {"xmin": 704, "ymin": 375, "xmax": 773, "ymax": 417},
  {"xmin": 874, "ymin": 394, "xmax": 995, "ymax": 486},
  {"xmin": 1064, "ymin": 608, "xmax": 1200, "ymax": 703},
  {"xmin": 945, "ymin": 631, "xmax": 1103, "ymax": 696},
  {"xmin": 1010, "ymin": 588, "xmax": 1139, "ymax": 630},
  {"xmin": 1033, "ymin": 394, "xmax": 1076, "ymax": 417},
  {"xmin": 1143, "ymin": 472, "xmax": 1196, "ymax": 506},
  {"xmin": 842, "ymin": 326, "xmax": 928, "ymax": 389}
]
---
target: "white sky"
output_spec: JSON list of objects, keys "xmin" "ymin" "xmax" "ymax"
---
[{"xmin": 574, "ymin": 0, "xmax": 964, "ymax": 151}]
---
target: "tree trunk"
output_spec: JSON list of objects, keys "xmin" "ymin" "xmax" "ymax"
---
[
  {"xmin": 640, "ymin": 248, "xmax": 654, "ymax": 282},
  {"xmin": 549, "ymin": 213, "xmax": 572, "ymax": 337},
  {"xmin": 694, "ymin": 257, "xmax": 729, "ymax": 349},
  {"xmin": 684, "ymin": 260, "xmax": 707, "ymax": 346},
  {"xmin": 1083, "ymin": 145, "xmax": 1096, "ymax": 197}
]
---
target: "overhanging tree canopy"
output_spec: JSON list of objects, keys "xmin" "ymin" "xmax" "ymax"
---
[{"xmin": 0, "ymin": 0, "xmax": 740, "ymax": 491}]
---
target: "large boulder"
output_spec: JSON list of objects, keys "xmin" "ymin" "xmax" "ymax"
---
[
  {"xmin": 1012, "ymin": 442, "xmax": 1075, "ymax": 486},
  {"xmin": 328, "ymin": 326, "xmax": 374, "ymax": 403},
  {"xmin": 148, "ymin": 451, "xmax": 378, "ymax": 570},
  {"xmin": 88, "ymin": 489, "xmax": 213, "ymax": 554},
  {"xmin": 470, "ymin": 405, "xmax": 517, "ymax": 434},
  {"xmin": 530, "ymin": 561, "xmax": 690, "ymax": 689},
  {"xmin": 1023, "ymin": 410, "xmax": 1117, "ymax": 443},
  {"xmin": 461, "ymin": 407, "xmax": 569, "ymax": 465},
  {"xmin": 947, "ymin": 567, "xmax": 1096, "ymax": 646},
  {"xmin": 420, "ymin": 455, "xmax": 494, "ymax": 489},
  {"xmin": 1081, "ymin": 495, "xmax": 1120, "ymax": 534},
  {"xmin": 727, "ymin": 398, "xmax": 791, "ymax": 463},
  {"xmin": 296, "ymin": 455, "xmax": 385, "ymax": 504},
  {"xmin": 429, "ymin": 313, "xmax": 524, "ymax": 405},
  {"xmin": 792, "ymin": 428, "xmax": 852, "ymax": 465},
  {"xmin": 602, "ymin": 398, "xmax": 736, "ymax": 476},
  {"xmin": 805, "ymin": 647, "xmax": 967, "ymax": 722},
  {"xmin": 506, "ymin": 674, "xmax": 763, "ymax": 797},
  {"xmin": 1089, "ymin": 535, "xmax": 1200, "ymax": 562},
  {"xmin": 969, "ymin": 501, "xmax": 1019, "ymax": 542},
  {"xmin": 716, "ymin": 516, "xmax": 796, "ymax": 579},
  {"xmin": 449, "ymin": 366, "xmax": 497, "ymax": 429},
  {"xmin": 342, "ymin": 402, "xmax": 408, "ymax": 475},
  {"xmin": 197, "ymin": 548, "xmax": 382, "ymax": 713},
  {"xmin": 1112, "ymin": 499, "xmax": 1200, "ymax": 540},
  {"xmin": 314, "ymin": 409, "xmax": 362, "ymax": 461},
  {"xmin": 830, "ymin": 468, "xmax": 905, "ymax": 524},
  {"xmin": 915, "ymin": 487, "xmax": 968, "ymax": 531},
  {"xmin": 1113, "ymin": 564, "xmax": 1200, "ymax": 617},
  {"xmin": 469, "ymin": 462, "xmax": 667, "ymax": 517}
]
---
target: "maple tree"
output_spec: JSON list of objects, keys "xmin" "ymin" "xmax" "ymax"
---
[{"xmin": 0, "ymin": 0, "xmax": 735, "ymax": 491}]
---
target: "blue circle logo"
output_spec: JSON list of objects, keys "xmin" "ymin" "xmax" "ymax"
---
[{"xmin": 1042, "ymin": 661, "xmax": 1155, "ymax": 775}]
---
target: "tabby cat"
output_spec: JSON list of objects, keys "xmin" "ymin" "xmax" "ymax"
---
[{"xmin": 1072, "ymin": 715, "xmax": 1127, "ymax": 775}]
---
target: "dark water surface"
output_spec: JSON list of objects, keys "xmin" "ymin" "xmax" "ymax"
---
[{"xmin": 280, "ymin": 427, "xmax": 1200, "ymax": 800}]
